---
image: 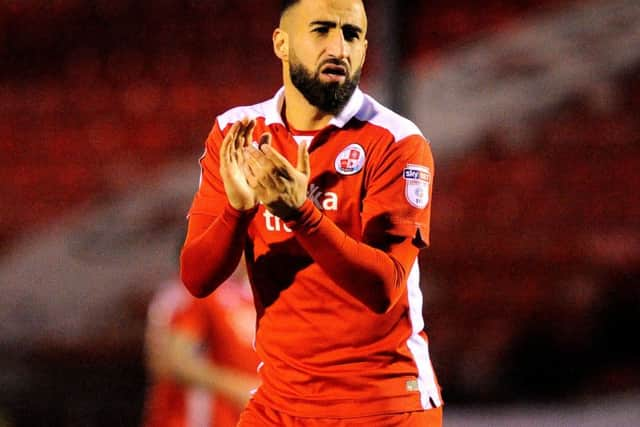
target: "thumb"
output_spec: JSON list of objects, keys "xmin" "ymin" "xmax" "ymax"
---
[{"xmin": 297, "ymin": 141, "xmax": 310, "ymax": 177}]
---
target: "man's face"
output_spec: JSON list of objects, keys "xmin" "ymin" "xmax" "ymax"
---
[{"xmin": 281, "ymin": 0, "xmax": 368, "ymax": 114}]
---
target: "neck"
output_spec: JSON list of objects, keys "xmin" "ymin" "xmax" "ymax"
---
[{"xmin": 282, "ymin": 72, "xmax": 334, "ymax": 131}]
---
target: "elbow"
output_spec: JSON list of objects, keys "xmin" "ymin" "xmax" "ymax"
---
[
  {"xmin": 375, "ymin": 279, "xmax": 405, "ymax": 314},
  {"xmin": 183, "ymin": 280, "xmax": 211, "ymax": 299},
  {"xmin": 348, "ymin": 273, "xmax": 403, "ymax": 314},
  {"xmin": 372, "ymin": 293, "xmax": 400, "ymax": 314},
  {"xmin": 363, "ymin": 252, "xmax": 409, "ymax": 314},
  {"xmin": 370, "ymin": 298, "xmax": 392, "ymax": 314},
  {"xmin": 179, "ymin": 252, "xmax": 213, "ymax": 298},
  {"xmin": 376, "ymin": 259, "xmax": 410, "ymax": 314},
  {"xmin": 180, "ymin": 271, "xmax": 211, "ymax": 298},
  {"xmin": 179, "ymin": 245, "xmax": 231, "ymax": 298},
  {"xmin": 364, "ymin": 278, "xmax": 399, "ymax": 314}
]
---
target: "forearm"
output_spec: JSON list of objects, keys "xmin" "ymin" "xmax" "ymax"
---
[
  {"xmin": 168, "ymin": 334, "xmax": 259, "ymax": 407},
  {"xmin": 287, "ymin": 200, "xmax": 418, "ymax": 313},
  {"xmin": 180, "ymin": 204, "xmax": 256, "ymax": 297}
]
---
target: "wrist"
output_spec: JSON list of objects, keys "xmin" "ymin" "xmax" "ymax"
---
[
  {"xmin": 284, "ymin": 199, "xmax": 323, "ymax": 232},
  {"xmin": 227, "ymin": 199, "xmax": 258, "ymax": 212},
  {"xmin": 224, "ymin": 202, "xmax": 259, "ymax": 218}
]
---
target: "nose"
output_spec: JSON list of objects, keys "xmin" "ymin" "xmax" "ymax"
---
[{"xmin": 326, "ymin": 30, "xmax": 348, "ymax": 59}]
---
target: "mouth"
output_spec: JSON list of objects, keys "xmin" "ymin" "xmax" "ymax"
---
[{"xmin": 320, "ymin": 63, "xmax": 348, "ymax": 82}]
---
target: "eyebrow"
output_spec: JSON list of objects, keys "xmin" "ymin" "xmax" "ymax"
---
[{"xmin": 310, "ymin": 20, "xmax": 363, "ymax": 35}]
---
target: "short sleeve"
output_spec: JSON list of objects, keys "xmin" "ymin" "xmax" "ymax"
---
[
  {"xmin": 362, "ymin": 135, "xmax": 434, "ymax": 247},
  {"xmin": 188, "ymin": 119, "xmax": 229, "ymax": 217}
]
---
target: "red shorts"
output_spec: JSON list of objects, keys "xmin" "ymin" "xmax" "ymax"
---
[{"xmin": 237, "ymin": 399, "xmax": 443, "ymax": 427}]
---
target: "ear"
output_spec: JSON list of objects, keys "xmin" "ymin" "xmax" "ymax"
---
[
  {"xmin": 273, "ymin": 28, "xmax": 289, "ymax": 61},
  {"xmin": 361, "ymin": 38, "xmax": 368, "ymax": 68}
]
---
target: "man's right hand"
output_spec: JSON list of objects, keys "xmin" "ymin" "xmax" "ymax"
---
[{"xmin": 220, "ymin": 119, "xmax": 258, "ymax": 211}]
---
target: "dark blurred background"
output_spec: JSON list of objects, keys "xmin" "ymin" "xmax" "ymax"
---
[{"xmin": 1, "ymin": 0, "xmax": 639, "ymax": 426}]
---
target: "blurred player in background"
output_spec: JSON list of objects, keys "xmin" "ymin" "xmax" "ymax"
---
[
  {"xmin": 180, "ymin": 0, "xmax": 443, "ymax": 425},
  {"xmin": 142, "ymin": 255, "xmax": 260, "ymax": 427}
]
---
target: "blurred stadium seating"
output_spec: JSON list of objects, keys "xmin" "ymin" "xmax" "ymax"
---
[{"xmin": 425, "ymin": 63, "xmax": 640, "ymax": 402}]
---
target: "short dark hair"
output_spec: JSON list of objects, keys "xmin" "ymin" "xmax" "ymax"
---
[
  {"xmin": 281, "ymin": 1, "xmax": 366, "ymax": 19},
  {"xmin": 280, "ymin": 0, "xmax": 301, "ymax": 18}
]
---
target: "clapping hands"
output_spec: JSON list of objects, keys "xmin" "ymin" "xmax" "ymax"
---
[{"xmin": 220, "ymin": 119, "xmax": 310, "ymax": 219}]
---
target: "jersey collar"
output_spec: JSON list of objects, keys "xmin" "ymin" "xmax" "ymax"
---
[
  {"xmin": 265, "ymin": 87, "xmax": 287, "ymax": 126},
  {"xmin": 329, "ymin": 87, "xmax": 364, "ymax": 129},
  {"xmin": 266, "ymin": 86, "xmax": 365, "ymax": 129}
]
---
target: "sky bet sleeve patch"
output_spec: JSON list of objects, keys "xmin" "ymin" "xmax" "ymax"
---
[{"xmin": 403, "ymin": 164, "xmax": 431, "ymax": 209}]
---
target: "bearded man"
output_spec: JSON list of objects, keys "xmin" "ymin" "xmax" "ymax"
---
[{"xmin": 180, "ymin": 1, "xmax": 443, "ymax": 425}]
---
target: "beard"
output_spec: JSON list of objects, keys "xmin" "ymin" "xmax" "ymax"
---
[{"xmin": 289, "ymin": 55, "xmax": 361, "ymax": 116}]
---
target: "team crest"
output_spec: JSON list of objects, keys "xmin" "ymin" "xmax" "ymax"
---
[
  {"xmin": 335, "ymin": 144, "xmax": 365, "ymax": 175},
  {"xmin": 403, "ymin": 164, "xmax": 430, "ymax": 209}
]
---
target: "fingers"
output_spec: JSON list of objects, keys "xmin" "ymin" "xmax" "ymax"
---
[
  {"xmin": 221, "ymin": 119, "xmax": 256, "ymax": 167},
  {"xmin": 233, "ymin": 118, "xmax": 255, "ymax": 151},
  {"xmin": 242, "ymin": 161, "xmax": 260, "ymax": 189},
  {"xmin": 260, "ymin": 142, "xmax": 292, "ymax": 172},
  {"xmin": 220, "ymin": 121, "xmax": 242, "ymax": 166},
  {"xmin": 242, "ymin": 119, "xmax": 256, "ymax": 149},
  {"xmin": 296, "ymin": 141, "xmax": 310, "ymax": 177},
  {"xmin": 254, "ymin": 132, "xmax": 296, "ymax": 180},
  {"xmin": 244, "ymin": 145, "xmax": 283, "ymax": 190},
  {"xmin": 224, "ymin": 124, "xmax": 308, "ymax": 194}
]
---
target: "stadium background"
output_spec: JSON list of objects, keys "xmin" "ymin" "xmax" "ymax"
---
[{"xmin": 0, "ymin": 0, "xmax": 639, "ymax": 425}]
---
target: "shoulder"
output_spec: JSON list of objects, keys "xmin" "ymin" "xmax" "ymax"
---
[
  {"xmin": 216, "ymin": 97, "xmax": 274, "ymax": 130},
  {"xmin": 355, "ymin": 93, "xmax": 427, "ymax": 144}
]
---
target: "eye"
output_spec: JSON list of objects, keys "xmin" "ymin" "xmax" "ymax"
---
[
  {"xmin": 343, "ymin": 28, "xmax": 360, "ymax": 42},
  {"xmin": 312, "ymin": 26, "xmax": 330, "ymax": 35}
]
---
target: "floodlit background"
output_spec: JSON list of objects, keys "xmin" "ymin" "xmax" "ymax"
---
[{"xmin": 1, "ymin": 0, "xmax": 639, "ymax": 425}]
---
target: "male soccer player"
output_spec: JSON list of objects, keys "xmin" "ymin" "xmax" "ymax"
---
[{"xmin": 180, "ymin": 0, "xmax": 443, "ymax": 425}]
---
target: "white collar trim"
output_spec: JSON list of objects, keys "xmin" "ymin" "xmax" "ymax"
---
[{"xmin": 265, "ymin": 86, "xmax": 365, "ymax": 129}]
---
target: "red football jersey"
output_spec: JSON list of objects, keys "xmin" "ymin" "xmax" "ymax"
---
[
  {"xmin": 188, "ymin": 88, "xmax": 442, "ymax": 417},
  {"xmin": 143, "ymin": 278, "xmax": 258, "ymax": 427}
]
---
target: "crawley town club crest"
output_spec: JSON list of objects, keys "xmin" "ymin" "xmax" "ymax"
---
[
  {"xmin": 335, "ymin": 144, "xmax": 366, "ymax": 175},
  {"xmin": 403, "ymin": 164, "xmax": 431, "ymax": 209}
]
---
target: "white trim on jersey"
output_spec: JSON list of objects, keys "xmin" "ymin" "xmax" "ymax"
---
[
  {"xmin": 356, "ymin": 94, "xmax": 425, "ymax": 142},
  {"xmin": 215, "ymin": 86, "xmax": 426, "ymax": 144},
  {"xmin": 217, "ymin": 88, "xmax": 285, "ymax": 130},
  {"xmin": 292, "ymin": 135, "xmax": 314, "ymax": 145},
  {"xmin": 405, "ymin": 260, "xmax": 442, "ymax": 409}
]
